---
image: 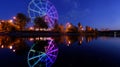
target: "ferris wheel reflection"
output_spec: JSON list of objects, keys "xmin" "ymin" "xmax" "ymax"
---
[{"xmin": 27, "ymin": 38, "xmax": 58, "ymax": 67}]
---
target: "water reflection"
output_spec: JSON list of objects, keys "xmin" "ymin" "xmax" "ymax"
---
[
  {"xmin": 0, "ymin": 36, "xmax": 29, "ymax": 55},
  {"xmin": 52, "ymin": 35, "xmax": 97, "ymax": 46},
  {"xmin": 85, "ymin": 36, "xmax": 97, "ymax": 43},
  {"xmin": 78, "ymin": 36, "xmax": 84, "ymax": 45},
  {"xmin": 0, "ymin": 35, "xmax": 97, "ymax": 54},
  {"xmin": 0, "ymin": 35, "xmax": 98, "ymax": 67},
  {"xmin": 27, "ymin": 38, "xmax": 58, "ymax": 67}
]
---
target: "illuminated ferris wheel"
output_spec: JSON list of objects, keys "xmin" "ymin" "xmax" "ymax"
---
[
  {"xmin": 28, "ymin": 0, "xmax": 58, "ymax": 28},
  {"xmin": 27, "ymin": 40, "xmax": 58, "ymax": 67}
]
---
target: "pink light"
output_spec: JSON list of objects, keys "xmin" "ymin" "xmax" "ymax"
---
[
  {"xmin": 29, "ymin": 38, "xmax": 34, "ymax": 41},
  {"xmin": 13, "ymin": 16, "xmax": 16, "ymax": 19},
  {"xmin": 29, "ymin": 27, "xmax": 34, "ymax": 30},
  {"xmin": 1, "ymin": 20, "xmax": 5, "ymax": 22},
  {"xmin": 1, "ymin": 45, "xmax": 4, "ymax": 48},
  {"xmin": 68, "ymin": 41, "xmax": 71, "ymax": 44},
  {"xmin": 36, "ymin": 37, "xmax": 39, "ymax": 40},
  {"xmin": 13, "ymin": 49, "xmax": 16, "ymax": 52},
  {"xmin": 80, "ymin": 41, "xmax": 82, "ymax": 44},
  {"xmin": 35, "ymin": 28, "xmax": 39, "ymax": 31}
]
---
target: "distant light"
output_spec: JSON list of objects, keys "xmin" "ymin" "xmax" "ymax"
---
[
  {"xmin": 82, "ymin": 37, "xmax": 84, "ymax": 41},
  {"xmin": 35, "ymin": 28, "xmax": 39, "ymax": 31},
  {"xmin": 9, "ymin": 20, "xmax": 13, "ymax": 23},
  {"xmin": 9, "ymin": 46, "xmax": 13, "ymax": 49},
  {"xmin": 66, "ymin": 22, "xmax": 72, "ymax": 28},
  {"xmin": 47, "ymin": 28, "xmax": 51, "ymax": 31},
  {"xmin": 40, "ymin": 37, "xmax": 43, "ymax": 40},
  {"xmin": 82, "ymin": 28, "xmax": 84, "ymax": 31},
  {"xmin": 80, "ymin": 41, "xmax": 82, "ymax": 44},
  {"xmin": 40, "ymin": 28, "xmax": 43, "ymax": 31},
  {"xmin": 29, "ymin": 38, "xmax": 34, "ymax": 41},
  {"xmin": 68, "ymin": 41, "xmax": 71, "ymax": 44},
  {"xmin": 47, "ymin": 37, "xmax": 53, "ymax": 40},
  {"xmin": 13, "ymin": 49, "xmax": 16, "ymax": 52},
  {"xmin": 1, "ymin": 20, "xmax": 4, "ymax": 22},
  {"xmin": 1, "ymin": 45, "xmax": 4, "ymax": 48},
  {"xmin": 29, "ymin": 27, "xmax": 34, "ymax": 30},
  {"xmin": 13, "ymin": 16, "xmax": 16, "ymax": 19},
  {"xmin": 67, "ymin": 41, "xmax": 71, "ymax": 46},
  {"xmin": 36, "ymin": 37, "xmax": 39, "ymax": 40},
  {"xmin": 68, "ymin": 24, "xmax": 71, "ymax": 28},
  {"xmin": 43, "ymin": 28, "xmax": 47, "ymax": 31}
]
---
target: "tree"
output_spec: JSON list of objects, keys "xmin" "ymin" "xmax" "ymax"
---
[
  {"xmin": 52, "ymin": 20, "xmax": 61, "ymax": 32},
  {"xmin": 15, "ymin": 13, "xmax": 30, "ymax": 31},
  {"xmin": 34, "ymin": 17, "xmax": 48, "ymax": 29},
  {"xmin": 78, "ymin": 22, "xmax": 81, "ymax": 27},
  {"xmin": 66, "ymin": 23, "xmax": 78, "ymax": 33}
]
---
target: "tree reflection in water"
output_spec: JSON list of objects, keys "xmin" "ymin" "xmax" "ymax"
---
[
  {"xmin": 0, "ymin": 35, "xmax": 98, "ymax": 53},
  {"xmin": 0, "ymin": 36, "xmax": 29, "ymax": 55},
  {"xmin": 52, "ymin": 35, "xmax": 97, "ymax": 46}
]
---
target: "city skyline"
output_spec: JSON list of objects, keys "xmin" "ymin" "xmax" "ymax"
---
[{"xmin": 0, "ymin": 0, "xmax": 120, "ymax": 30}]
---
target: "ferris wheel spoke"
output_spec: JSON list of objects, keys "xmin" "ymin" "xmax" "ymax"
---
[
  {"xmin": 50, "ymin": 18, "xmax": 54, "ymax": 26},
  {"xmin": 47, "ymin": 56, "xmax": 53, "ymax": 63},
  {"xmin": 48, "ymin": 12, "xmax": 58, "ymax": 19},
  {"xmin": 49, "ymin": 15, "xmax": 57, "ymax": 20},
  {"xmin": 28, "ymin": 54, "xmax": 42, "ymax": 61},
  {"xmin": 33, "ymin": 0, "xmax": 40, "ymax": 4},
  {"xmin": 47, "ymin": 44, "xmax": 54, "ymax": 52},
  {"xmin": 30, "ymin": 49, "xmax": 36, "ymax": 52},
  {"xmin": 47, "ymin": 49, "xmax": 58, "ymax": 54},
  {"xmin": 48, "ymin": 17, "xmax": 54, "ymax": 25},
  {"xmin": 46, "ymin": 43, "xmax": 51, "ymax": 52},
  {"xmin": 31, "ymin": 17, "xmax": 36, "ymax": 19},
  {"xmin": 29, "ymin": 8, "xmax": 40, "ymax": 14},
  {"xmin": 47, "ymin": 5, "xmax": 54, "ymax": 14},
  {"xmin": 32, "ymin": 54, "xmax": 46, "ymax": 67},
  {"xmin": 47, "ymin": 53, "xmax": 57, "ymax": 58},
  {"xmin": 49, "ymin": 11, "xmax": 57, "ymax": 16},
  {"xmin": 33, "ymin": 1, "xmax": 42, "ymax": 12}
]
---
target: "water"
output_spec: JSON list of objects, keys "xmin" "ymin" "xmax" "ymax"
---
[{"xmin": 0, "ymin": 36, "xmax": 120, "ymax": 67}]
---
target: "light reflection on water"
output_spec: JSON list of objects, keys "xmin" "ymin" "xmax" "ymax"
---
[{"xmin": 0, "ymin": 36, "xmax": 120, "ymax": 67}]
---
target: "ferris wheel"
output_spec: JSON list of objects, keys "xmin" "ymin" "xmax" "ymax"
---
[
  {"xmin": 28, "ymin": 0, "xmax": 59, "ymax": 28},
  {"xmin": 27, "ymin": 40, "xmax": 58, "ymax": 67}
]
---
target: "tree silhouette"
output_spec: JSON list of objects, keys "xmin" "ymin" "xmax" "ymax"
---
[
  {"xmin": 15, "ymin": 13, "xmax": 30, "ymax": 31},
  {"xmin": 34, "ymin": 17, "xmax": 48, "ymax": 29},
  {"xmin": 78, "ymin": 22, "xmax": 81, "ymax": 27},
  {"xmin": 52, "ymin": 20, "xmax": 61, "ymax": 32}
]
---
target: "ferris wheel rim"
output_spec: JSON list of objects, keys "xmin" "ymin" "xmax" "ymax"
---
[{"xmin": 28, "ymin": 0, "xmax": 59, "ymax": 28}]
